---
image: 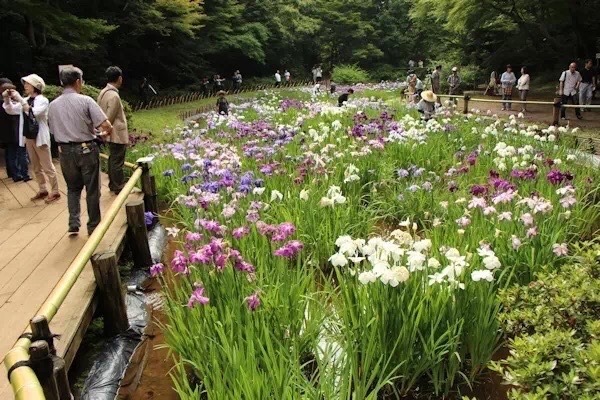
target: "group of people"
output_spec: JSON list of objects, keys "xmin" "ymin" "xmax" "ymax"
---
[
  {"xmin": 274, "ymin": 70, "xmax": 291, "ymax": 87},
  {"xmin": 0, "ymin": 65, "xmax": 129, "ymax": 236},
  {"xmin": 407, "ymin": 65, "xmax": 461, "ymax": 105}
]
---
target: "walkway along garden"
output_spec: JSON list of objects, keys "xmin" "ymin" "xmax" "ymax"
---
[{"xmin": 2, "ymin": 155, "xmax": 158, "ymax": 400}]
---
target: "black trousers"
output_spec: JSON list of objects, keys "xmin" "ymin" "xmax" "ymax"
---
[
  {"xmin": 560, "ymin": 94, "xmax": 581, "ymax": 118},
  {"xmin": 108, "ymin": 142, "xmax": 127, "ymax": 193}
]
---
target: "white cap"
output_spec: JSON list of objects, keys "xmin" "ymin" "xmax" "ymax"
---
[
  {"xmin": 452, "ymin": 67, "xmax": 458, "ymax": 72},
  {"xmin": 21, "ymin": 74, "xmax": 46, "ymax": 92}
]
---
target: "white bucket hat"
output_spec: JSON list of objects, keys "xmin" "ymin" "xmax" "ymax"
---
[
  {"xmin": 451, "ymin": 67, "xmax": 458, "ymax": 72},
  {"xmin": 421, "ymin": 90, "xmax": 437, "ymax": 103},
  {"xmin": 21, "ymin": 74, "xmax": 46, "ymax": 93}
]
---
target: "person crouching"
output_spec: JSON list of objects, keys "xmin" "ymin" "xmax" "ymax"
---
[
  {"xmin": 416, "ymin": 90, "xmax": 438, "ymax": 120},
  {"xmin": 216, "ymin": 91, "xmax": 229, "ymax": 115}
]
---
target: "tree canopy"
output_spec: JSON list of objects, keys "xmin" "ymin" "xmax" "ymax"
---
[{"xmin": 1, "ymin": 0, "xmax": 598, "ymax": 91}]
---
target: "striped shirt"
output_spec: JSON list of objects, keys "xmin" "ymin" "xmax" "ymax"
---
[{"xmin": 48, "ymin": 88, "xmax": 107, "ymax": 143}]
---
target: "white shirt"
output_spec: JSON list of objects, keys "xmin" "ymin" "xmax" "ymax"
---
[
  {"xmin": 315, "ymin": 68, "xmax": 322, "ymax": 78},
  {"xmin": 284, "ymin": 71, "xmax": 290, "ymax": 80},
  {"xmin": 275, "ymin": 73, "xmax": 281, "ymax": 82},
  {"xmin": 559, "ymin": 70, "xmax": 582, "ymax": 96},
  {"xmin": 517, "ymin": 74, "xmax": 530, "ymax": 90},
  {"xmin": 2, "ymin": 94, "xmax": 50, "ymax": 147},
  {"xmin": 500, "ymin": 72, "xmax": 516, "ymax": 87}
]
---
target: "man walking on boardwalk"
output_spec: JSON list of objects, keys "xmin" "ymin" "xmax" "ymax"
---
[
  {"xmin": 98, "ymin": 66, "xmax": 129, "ymax": 195},
  {"xmin": 48, "ymin": 66, "xmax": 113, "ymax": 236}
]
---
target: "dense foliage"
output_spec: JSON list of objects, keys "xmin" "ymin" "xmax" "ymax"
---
[
  {"xmin": 144, "ymin": 86, "xmax": 600, "ymax": 398},
  {"xmin": 492, "ymin": 247, "xmax": 600, "ymax": 399},
  {"xmin": 2, "ymin": 0, "xmax": 598, "ymax": 92}
]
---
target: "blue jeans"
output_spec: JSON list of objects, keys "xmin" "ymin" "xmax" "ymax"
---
[{"xmin": 5, "ymin": 144, "xmax": 29, "ymax": 181}]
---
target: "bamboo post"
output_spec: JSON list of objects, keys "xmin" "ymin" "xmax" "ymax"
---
[
  {"xmin": 125, "ymin": 200, "xmax": 153, "ymax": 269},
  {"xmin": 91, "ymin": 251, "xmax": 129, "ymax": 336},
  {"xmin": 463, "ymin": 95, "xmax": 470, "ymax": 114},
  {"xmin": 30, "ymin": 316, "xmax": 55, "ymax": 355},
  {"xmin": 29, "ymin": 341, "xmax": 59, "ymax": 400},
  {"xmin": 51, "ymin": 356, "xmax": 72, "ymax": 400},
  {"xmin": 139, "ymin": 162, "xmax": 158, "ymax": 215},
  {"xmin": 552, "ymin": 96, "xmax": 561, "ymax": 126}
]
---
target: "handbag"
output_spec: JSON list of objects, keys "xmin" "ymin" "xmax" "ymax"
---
[{"xmin": 23, "ymin": 98, "xmax": 39, "ymax": 140}]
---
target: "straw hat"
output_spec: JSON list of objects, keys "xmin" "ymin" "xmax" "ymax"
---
[
  {"xmin": 421, "ymin": 90, "xmax": 437, "ymax": 103},
  {"xmin": 217, "ymin": 90, "xmax": 226, "ymax": 96},
  {"xmin": 21, "ymin": 74, "xmax": 46, "ymax": 92}
]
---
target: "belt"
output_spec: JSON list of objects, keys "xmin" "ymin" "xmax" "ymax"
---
[{"xmin": 57, "ymin": 141, "xmax": 95, "ymax": 146}]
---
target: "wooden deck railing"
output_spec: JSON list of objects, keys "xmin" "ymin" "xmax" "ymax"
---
[{"xmin": 4, "ymin": 157, "xmax": 157, "ymax": 400}]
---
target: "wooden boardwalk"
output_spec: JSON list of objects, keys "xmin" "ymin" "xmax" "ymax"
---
[{"xmin": 0, "ymin": 150, "xmax": 141, "ymax": 399}]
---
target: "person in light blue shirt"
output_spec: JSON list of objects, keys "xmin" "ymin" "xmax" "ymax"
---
[{"xmin": 500, "ymin": 64, "xmax": 516, "ymax": 111}]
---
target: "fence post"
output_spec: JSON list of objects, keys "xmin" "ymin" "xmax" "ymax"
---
[
  {"xmin": 125, "ymin": 200, "xmax": 153, "ymax": 269},
  {"xmin": 30, "ymin": 316, "xmax": 56, "ymax": 355},
  {"xmin": 462, "ymin": 95, "xmax": 470, "ymax": 114},
  {"xmin": 91, "ymin": 251, "xmax": 129, "ymax": 336},
  {"xmin": 52, "ymin": 356, "xmax": 72, "ymax": 400},
  {"xmin": 30, "ymin": 341, "xmax": 59, "ymax": 400},
  {"xmin": 552, "ymin": 96, "xmax": 561, "ymax": 126},
  {"xmin": 138, "ymin": 161, "xmax": 158, "ymax": 215}
]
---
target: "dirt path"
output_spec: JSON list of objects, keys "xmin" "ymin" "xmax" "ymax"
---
[{"xmin": 463, "ymin": 91, "xmax": 600, "ymax": 130}]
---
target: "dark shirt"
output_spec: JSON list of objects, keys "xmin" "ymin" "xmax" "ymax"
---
[
  {"xmin": 0, "ymin": 106, "xmax": 19, "ymax": 145},
  {"xmin": 338, "ymin": 93, "xmax": 349, "ymax": 106},
  {"xmin": 216, "ymin": 97, "xmax": 229, "ymax": 114},
  {"xmin": 581, "ymin": 68, "xmax": 595, "ymax": 84}
]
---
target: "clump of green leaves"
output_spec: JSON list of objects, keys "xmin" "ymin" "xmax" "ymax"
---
[
  {"xmin": 331, "ymin": 65, "xmax": 370, "ymax": 84},
  {"xmin": 492, "ymin": 246, "xmax": 600, "ymax": 399}
]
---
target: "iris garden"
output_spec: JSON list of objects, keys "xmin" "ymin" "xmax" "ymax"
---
[{"xmin": 143, "ymin": 86, "xmax": 600, "ymax": 399}]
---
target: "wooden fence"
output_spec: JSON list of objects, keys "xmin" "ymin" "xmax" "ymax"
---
[{"xmin": 133, "ymin": 80, "xmax": 313, "ymax": 112}]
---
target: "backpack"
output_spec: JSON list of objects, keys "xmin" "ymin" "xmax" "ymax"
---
[{"xmin": 23, "ymin": 97, "xmax": 39, "ymax": 140}]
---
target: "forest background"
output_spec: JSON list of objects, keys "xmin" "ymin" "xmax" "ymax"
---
[{"xmin": 1, "ymin": 0, "xmax": 599, "ymax": 98}]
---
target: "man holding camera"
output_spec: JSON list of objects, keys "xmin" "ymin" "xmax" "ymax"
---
[{"xmin": 48, "ymin": 66, "xmax": 113, "ymax": 236}]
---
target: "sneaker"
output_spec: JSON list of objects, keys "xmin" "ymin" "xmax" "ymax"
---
[
  {"xmin": 68, "ymin": 227, "xmax": 79, "ymax": 236},
  {"xmin": 44, "ymin": 193, "xmax": 61, "ymax": 203},
  {"xmin": 31, "ymin": 191, "xmax": 49, "ymax": 201},
  {"xmin": 22, "ymin": 176, "xmax": 32, "ymax": 182}
]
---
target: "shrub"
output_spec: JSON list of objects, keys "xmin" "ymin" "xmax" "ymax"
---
[
  {"xmin": 331, "ymin": 65, "xmax": 370, "ymax": 84},
  {"xmin": 492, "ymin": 246, "xmax": 600, "ymax": 399}
]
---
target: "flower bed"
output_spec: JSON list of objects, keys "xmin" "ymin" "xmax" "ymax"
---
[{"xmin": 146, "ymin": 88, "xmax": 600, "ymax": 398}]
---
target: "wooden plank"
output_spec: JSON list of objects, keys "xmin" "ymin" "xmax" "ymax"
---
[
  {"xmin": 3, "ymin": 179, "xmax": 37, "ymax": 208},
  {"xmin": 0, "ymin": 206, "xmax": 47, "ymax": 247},
  {"xmin": 0, "ymin": 178, "xmax": 21, "ymax": 210},
  {"xmin": 0, "ymin": 204, "xmax": 64, "ymax": 271}
]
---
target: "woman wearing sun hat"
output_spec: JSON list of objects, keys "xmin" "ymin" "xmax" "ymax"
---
[
  {"xmin": 416, "ymin": 90, "xmax": 438, "ymax": 120},
  {"xmin": 21, "ymin": 74, "xmax": 60, "ymax": 202}
]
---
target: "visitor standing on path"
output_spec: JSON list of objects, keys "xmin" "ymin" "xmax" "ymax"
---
[
  {"xmin": 500, "ymin": 64, "xmax": 516, "ymax": 111},
  {"xmin": 233, "ymin": 70, "xmax": 242, "ymax": 92},
  {"xmin": 580, "ymin": 60, "xmax": 596, "ymax": 112},
  {"xmin": 48, "ymin": 66, "xmax": 113, "ymax": 236},
  {"xmin": 559, "ymin": 62, "xmax": 582, "ymax": 120},
  {"xmin": 315, "ymin": 65, "xmax": 323, "ymax": 83},
  {"xmin": 447, "ymin": 67, "xmax": 461, "ymax": 104},
  {"xmin": 517, "ymin": 66, "xmax": 530, "ymax": 112},
  {"xmin": 19, "ymin": 74, "xmax": 60, "ymax": 202},
  {"xmin": 284, "ymin": 70, "xmax": 291, "ymax": 83},
  {"xmin": 0, "ymin": 78, "xmax": 30, "ymax": 182},
  {"xmin": 98, "ymin": 66, "xmax": 129, "ymax": 195},
  {"xmin": 484, "ymin": 70, "xmax": 498, "ymax": 96},
  {"xmin": 275, "ymin": 70, "xmax": 282, "ymax": 87}
]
